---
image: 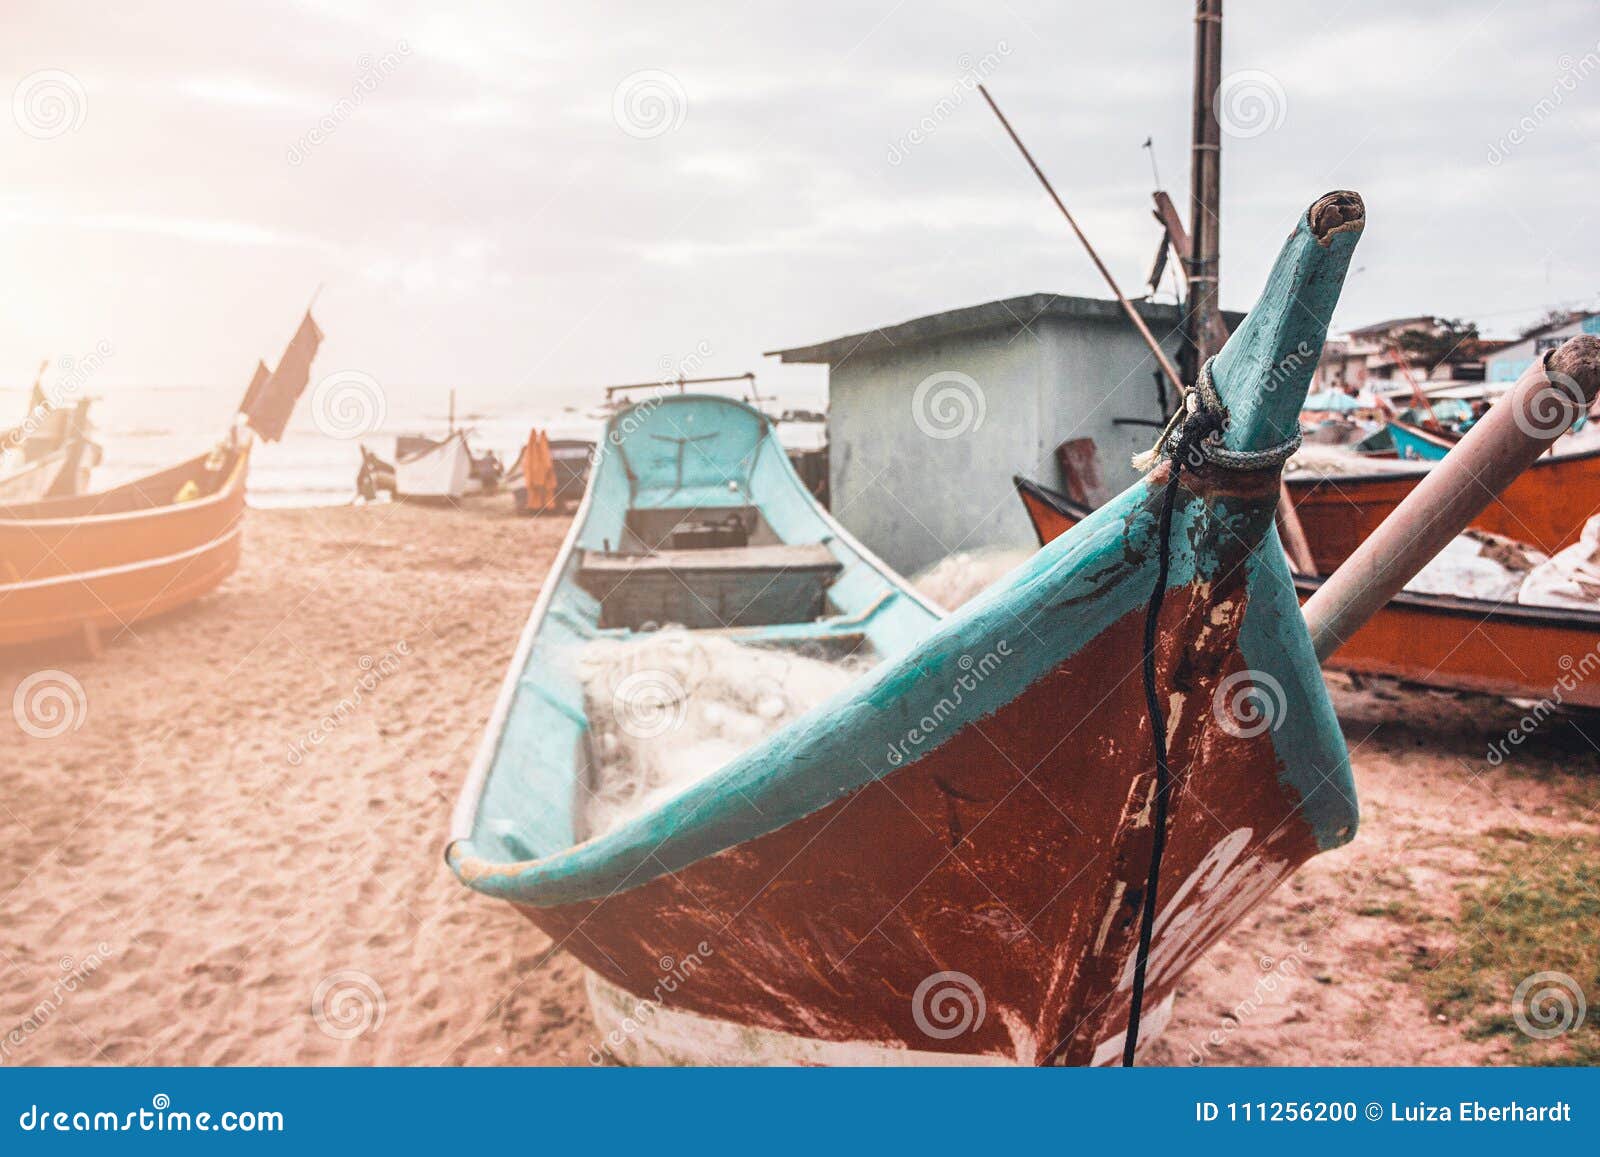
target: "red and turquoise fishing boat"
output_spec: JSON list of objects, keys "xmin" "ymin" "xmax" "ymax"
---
[{"xmin": 448, "ymin": 192, "xmax": 1370, "ymax": 1064}]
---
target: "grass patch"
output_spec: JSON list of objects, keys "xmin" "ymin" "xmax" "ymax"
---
[{"xmin": 1421, "ymin": 832, "xmax": 1599, "ymax": 1064}]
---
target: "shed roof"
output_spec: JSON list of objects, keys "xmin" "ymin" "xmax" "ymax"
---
[{"xmin": 766, "ymin": 293, "xmax": 1244, "ymax": 366}]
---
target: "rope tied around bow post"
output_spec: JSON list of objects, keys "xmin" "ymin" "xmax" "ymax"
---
[{"xmin": 1122, "ymin": 358, "xmax": 1299, "ymax": 1066}]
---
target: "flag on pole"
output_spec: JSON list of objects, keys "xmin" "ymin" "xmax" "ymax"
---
[
  {"xmin": 241, "ymin": 311, "xmax": 323, "ymax": 442},
  {"xmin": 237, "ymin": 359, "xmax": 272, "ymax": 421}
]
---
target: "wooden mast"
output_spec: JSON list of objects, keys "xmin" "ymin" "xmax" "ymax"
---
[
  {"xmin": 1185, "ymin": 0, "xmax": 1317, "ymax": 574},
  {"xmin": 1187, "ymin": 0, "xmax": 1224, "ymax": 372}
]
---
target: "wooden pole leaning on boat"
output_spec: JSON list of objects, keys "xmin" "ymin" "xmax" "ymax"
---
[
  {"xmin": 978, "ymin": 84, "xmax": 1186, "ymax": 393},
  {"xmin": 1304, "ymin": 334, "xmax": 1600, "ymax": 662}
]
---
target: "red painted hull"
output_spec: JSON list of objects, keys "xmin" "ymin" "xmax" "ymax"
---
[
  {"xmin": 1284, "ymin": 443, "xmax": 1600, "ymax": 574},
  {"xmin": 1017, "ymin": 477, "xmax": 1600, "ymax": 710},
  {"xmin": 520, "ymin": 474, "xmax": 1328, "ymax": 1065}
]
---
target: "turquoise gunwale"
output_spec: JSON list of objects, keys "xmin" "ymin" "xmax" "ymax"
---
[{"xmin": 448, "ymin": 195, "xmax": 1365, "ymax": 908}]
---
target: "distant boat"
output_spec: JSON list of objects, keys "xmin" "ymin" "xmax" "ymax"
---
[
  {"xmin": 385, "ymin": 388, "xmax": 506, "ymax": 502},
  {"xmin": 509, "ymin": 429, "xmax": 592, "ymax": 515},
  {"xmin": 448, "ymin": 195, "xmax": 1367, "ymax": 1065},
  {"xmin": 0, "ymin": 393, "xmax": 100, "ymax": 503},
  {"xmin": 1284, "ymin": 440, "xmax": 1600, "ymax": 572},
  {"xmin": 392, "ymin": 430, "xmax": 478, "ymax": 500},
  {"xmin": 1015, "ymin": 475, "xmax": 1600, "ymax": 710},
  {"xmin": 0, "ymin": 308, "xmax": 322, "ymax": 650},
  {"xmin": 0, "ymin": 437, "xmax": 249, "ymax": 649},
  {"xmin": 1385, "ymin": 414, "xmax": 1459, "ymax": 461}
]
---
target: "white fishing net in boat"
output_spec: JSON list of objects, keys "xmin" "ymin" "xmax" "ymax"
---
[
  {"xmin": 1402, "ymin": 531, "xmax": 1545, "ymax": 602},
  {"xmin": 913, "ymin": 549, "xmax": 1034, "ymax": 609},
  {"xmin": 1518, "ymin": 514, "xmax": 1600, "ymax": 610},
  {"xmin": 1283, "ymin": 444, "xmax": 1428, "ymax": 476},
  {"xmin": 578, "ymin": 630, "xmax": 865, "ymax": 840}
]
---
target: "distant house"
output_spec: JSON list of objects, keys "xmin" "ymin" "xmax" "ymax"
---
[
  {"xmin": 1312, "ymin": 315, "xmax": 1501, "ymax": 395},
  {"xmin": 768, "ymin": 293, "xmax": 1240, "ymax": 576},
  {"xmin": 1485, "ymin": 312, "xmax": 1600, "ymax": 382}
]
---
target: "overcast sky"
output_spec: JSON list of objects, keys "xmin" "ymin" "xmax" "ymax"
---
[{"xmin": 3, "ymin": 0, "xmax": 1598, "ymax": 410}]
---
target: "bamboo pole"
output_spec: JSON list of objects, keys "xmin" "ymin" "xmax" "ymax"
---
[
  {"xmin": 604, "ymin": 373, "xmax": 757, "ymax": 399},
  {"xmin": 1305, "ymin": 335, "xmax": 1600, "ymax": 661}
]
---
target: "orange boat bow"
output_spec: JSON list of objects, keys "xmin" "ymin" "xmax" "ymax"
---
[
  {"xmin": 0, "ymin": 443, "xmax": 250, "ymax": 647},
  {"xmin": 1016, "ymin": 476, "xmax": 1600, "ymax": 711}
]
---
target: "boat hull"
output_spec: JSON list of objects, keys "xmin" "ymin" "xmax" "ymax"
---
[
  {"xmin": 584, "ymin": 971, "xmax": 1174, "ymax": 1065},
  {"xmin": 453, "ymin": 196, "xmax": 1367, "ymax": 1066},
  {"xmin": 395, "ymin": 433, "xmax": 474, "ymax": 499},
  {"xmin": 1385, "ymin": 418, "xmax": 1454, "ymax": 461},
  {"xmin": 507, "ymin": 534, "xmax": 1330, "ymax": 1064},
  {"xmin": 1285, "ymin": 443, "xmax": 1600, "ymax": 573},
  {"xmin": 0, "ymin": 445, "xmax": 248, "ymax": 646},
  {"xmin": 1017, "ymin": 476, "xmax": 1600, "ymax": 710}
]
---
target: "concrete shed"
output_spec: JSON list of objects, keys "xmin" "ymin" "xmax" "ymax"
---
[
  {"xmin": 1486, "ymin": 312, "xmax": 1600, "ymax": 383},
  {"xmin": 769, "ymin": 293, "xmax": 1240, "ymax": 576}
]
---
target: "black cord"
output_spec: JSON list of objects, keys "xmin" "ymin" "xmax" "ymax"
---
[{"xmin": 1123, "ymin": 412, "xmax": 1223, "ymax": 1067}]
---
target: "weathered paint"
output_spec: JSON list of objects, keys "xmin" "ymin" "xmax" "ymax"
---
[
  {"xmin": 1284, "ymin": 441, "xmax": 1600, "ymax": 573},
  {"xmin": 1018, "ymin": 476, "xmax": 1600, "ymax": 713},
  {"xmin": 449, "ymin": 194, "xmax": 1364, "ymax": 1064}
]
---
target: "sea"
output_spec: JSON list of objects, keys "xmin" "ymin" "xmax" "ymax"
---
[{"xmin": 1, "ymin": 384, "xmax": 626, "ymax": 508}]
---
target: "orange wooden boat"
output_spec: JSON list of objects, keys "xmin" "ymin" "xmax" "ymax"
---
[
  {"xmin": 0, "ymin": 437, "xmax": 249, "ymax": 648},
  {"xmin": 1285, "ymin": 441, "xmax": 1600, "ymax": 573},
  {"xmin": 1016, "ymin": 475, "xmax": 1600, "ymax": 711}
]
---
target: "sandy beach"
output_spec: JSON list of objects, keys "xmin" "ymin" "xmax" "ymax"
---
[{"xmin": 2, "ymin": 502, "xmax": 1595, "ymax": 1066}]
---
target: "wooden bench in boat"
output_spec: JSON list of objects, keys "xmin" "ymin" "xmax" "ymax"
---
[{"xmin": 578, "ymin": 543, "xmax": 842, "ymax": 630}]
